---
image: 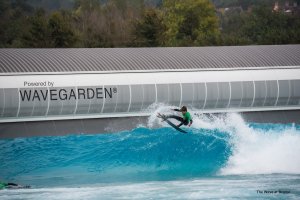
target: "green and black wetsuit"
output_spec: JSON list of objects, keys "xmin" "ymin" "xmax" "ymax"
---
[{"xmin": 167, "ymin": 109, "xmax": 193, "ymax": 127}]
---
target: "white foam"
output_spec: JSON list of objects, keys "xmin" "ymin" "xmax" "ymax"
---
[
  {"xmin": 194, "ymin": 112, "xmax": 300, "ymax": 175},
  {"xmin": 221, "ymin": 124, "xmax": 300, "ymax": 175},
  {"xmin": 1, "ymin": 176, "xmax": 298, "ymax": 200}
]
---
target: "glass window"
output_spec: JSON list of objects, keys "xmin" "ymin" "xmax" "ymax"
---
[
  {"xmin": 240, "ymin": 81, "xmax": 254, "ymax": 107},
  {"xmin": 60, "ymin": 87, "xmax": 77, "ymax": 115},
  {"xmin": 32, "ymin": 88, "xmax": 49, "ymax": 116},
  {"xmin": 88, "ymin": 86, "xmax": 104, "ymax": 114},
  {"xmin": 253, "ymin": 81, "xmax": 266, "ymax": 107},
  {"xmin": 47, "ymin": 87, "xmax": 63, "ymax": 116},
  {"xmin": 193, "ymin": 83, "xmax": 206, "ymax": 109},
  {"xmin": 157, "ymin": 84, "xmax": 169, "ymax": 104},
  {"xmin": 205, "ymin": 82, "xmax": 218, "ymax": 109},
  {"xmin": 141, "ymin": 84, "xmax": 156, "ymax": 110},
  {"xmin": 102, "ymin": 85, "xmax": 118, "ymax": 113},
  {"xmin": 216, "ymin": 82, "xmax": 230, "ymax": 108},
  {"xmin": 75, "ymin": 87, "xmax": 91, "ymax": 114},
  {"xmin": 288, "ymin": 80, "xmax": 300, "ymax": 105},
  {"xmin": 181, "ymin": 83, "xmax": 194, "ymax": 108},
  {"xmin": 4, "ymin": 88, "xmax": 19, "ymax": 117},
  {"xmin": 264, "ymin": 81, "xmax": 278, "ymax": 107},
  {"xmin": 229, "ymin": 82, "xmax": 242, "ymax": 108},
  {"xmin": 18, "ymin": 88, "xmax": 34, "ymax": 117},
  {"xmin": 115, "ymin": 85, "xmax": 130, "ymax": 113},
  {"xmin": 129, "ymin": 84, "xmax": 143, "ymax": 112},
  {"xmin": 0, "ymin": 88, "xmax": 4, "ymax": 117},
  {"xmin": 168, "ymin": 83, "xmax": 181, "ymax": 107},
  {"xmin": 277, "ymin": 80, "xmax": 290, "ymax": 106}
]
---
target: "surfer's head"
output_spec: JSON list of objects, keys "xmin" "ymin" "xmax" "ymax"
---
[{"xmin": 180, "ymin": 106, "xmax": 187, "ymax": 113}]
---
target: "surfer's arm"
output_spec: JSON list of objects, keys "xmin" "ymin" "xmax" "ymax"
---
[
  {"xmin": 172, "ymin": 108, "xmax": 180, "ymax": 112},
  {"xmin": 188, "ymin": 120, "xmax": 193, "ymax": 127}
]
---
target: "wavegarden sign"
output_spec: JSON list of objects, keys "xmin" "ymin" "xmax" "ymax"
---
[{"xmin": 19, "ymin": 87, "xmax": 117, "ymax": 102}]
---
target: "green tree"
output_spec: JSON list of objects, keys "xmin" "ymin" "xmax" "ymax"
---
[
  {"xmin": 22, "ymin": 9, "xmax": 51, "ymax": 47},
  {"xmin": 240, "ymin": 5, "xmax": 300, "ymax": 45},
  {"xmin": 163, "ymin": 0, "xmax": 220, "ymax": 46},
  {"xmin": 0, "ymin": 0, "xmax": 32, "ymax": 47},
  {"xmin": 219, "ymin": 3, "xmax": 300, "ymax": 45},
  {"xmin": 220, "ymin": 8, "xmax": 252, "ymax": 45},
  {"xmin": 73, "ymin": 0, "xmax": 136, "ymax": 47},
  {"xmin": 48, "ymin": 11, "xmax": 77, "ymax": 47},
  {"xmin": 132, "ymin": 8, "xmax": 165, "ymax": 47}
]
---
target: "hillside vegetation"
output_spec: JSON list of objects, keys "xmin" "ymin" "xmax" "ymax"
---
[{"xmin": 1, "ymin": 0, "xmax": 299, "ymax": 47}]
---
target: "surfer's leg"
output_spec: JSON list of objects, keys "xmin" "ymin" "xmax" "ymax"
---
[
  {"xmin": 166, "ymin": 115, "xmax": 185, "ymax": 127},
  {"xmin": 166, "ymin": 115, "xmax": 184, "ymax": 122},
  {"xmin": 177, "ymin": 120, "xmax": 189, "ymax": 128},
  {"xmin": 166, "ymin": 115, "xmax": 190, "ymax": 127}
]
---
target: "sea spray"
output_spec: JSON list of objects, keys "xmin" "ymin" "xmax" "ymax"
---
[{"xmin": 220, "ymin": 123, "xmax": 300, "ymax": 175}]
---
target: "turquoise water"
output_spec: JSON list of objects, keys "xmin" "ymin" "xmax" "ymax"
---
[{"xmin": 0, "ymin": 113, "xmax": 300, "ymax": 199}]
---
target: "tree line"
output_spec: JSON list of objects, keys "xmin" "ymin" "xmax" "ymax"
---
[{"xmin": 1, "ymin": 0, "xmax": 299, "ymax": 48}]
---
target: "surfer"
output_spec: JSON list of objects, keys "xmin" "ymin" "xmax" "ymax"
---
[
  {"xmin": 0, "ymin": 181, "xmax": 30, "ymax": 189},
  {"xmin": 158, "ymin": 106, "xmax": 193, "ymax": 128}
]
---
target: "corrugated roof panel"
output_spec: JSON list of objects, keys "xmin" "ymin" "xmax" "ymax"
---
[{"xmin": 0, "ymin": 45, "xmax": 300, "ymax": 73}]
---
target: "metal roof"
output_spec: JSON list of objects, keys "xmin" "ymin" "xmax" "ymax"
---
[{"xmin": 0, "ymin": 45, "xmax": 300, "ymax": 73}]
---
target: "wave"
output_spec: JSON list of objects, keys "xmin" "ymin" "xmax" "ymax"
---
[
  {"xmin": 149, "ymin": 105, "xmax": 300, "ymax": 175},
  {"xmin": 0, "ymin": 105, "xmax": 300, "ymax": 186},
  {"xmin": 0, "ymin": 127, "xmax": 230, "ymax": 186}
]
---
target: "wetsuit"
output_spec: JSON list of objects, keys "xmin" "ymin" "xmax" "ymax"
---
[{"xmin": 167, "ymin": 109, "xmax": 193, "ymax": 128}]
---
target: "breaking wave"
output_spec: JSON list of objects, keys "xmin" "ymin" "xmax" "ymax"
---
[{"xmin": 0, "ymin": 106, "xmax": 300, "ymax": 187}]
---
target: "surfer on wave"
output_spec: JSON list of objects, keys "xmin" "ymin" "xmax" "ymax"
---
[{"xmin": 157, "ymin": 106, "xmax": 193, "ymax": 128}]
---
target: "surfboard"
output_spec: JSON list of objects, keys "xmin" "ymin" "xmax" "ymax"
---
[{"xmin": 158, "ymin": 114, "xmax": 187, "ymax": 133}]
